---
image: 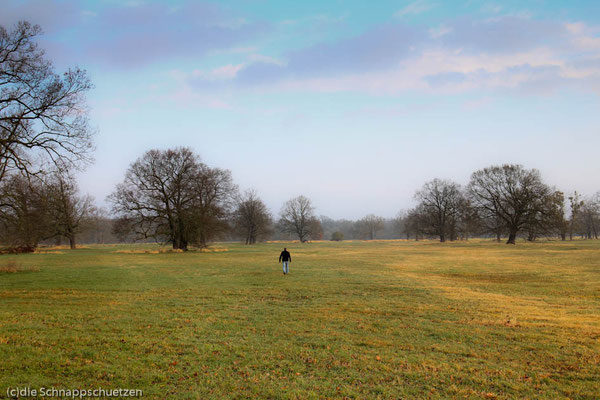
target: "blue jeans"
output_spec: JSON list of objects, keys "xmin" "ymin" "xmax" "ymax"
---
[{"xmin": 282, "ymin": 261, "xmax": 289, "ymax": 274}]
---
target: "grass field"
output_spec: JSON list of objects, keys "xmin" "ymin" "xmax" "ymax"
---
[{"xmin": 1, "ymin": 240, "xmax": 599, "ymax": 399}]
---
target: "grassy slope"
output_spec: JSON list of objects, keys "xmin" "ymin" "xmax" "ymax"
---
[{"xmin": 0, "ymin": 240, "xmax": 599, "ymax": 399}]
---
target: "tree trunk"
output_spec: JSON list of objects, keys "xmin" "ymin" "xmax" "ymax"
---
[
  {"xmin": 560, "ymin": 233, "xmax": 566, "ymax": 241},
  {"xmin": 173, "ymin": 236, "xmax": 188, "ymax": 250},
  {"xmin": 496, "ymin": 231, "xmax": 501, "ymax": 242},
  {"xmin": 506, "ymin": 231, "xmax": 517, "ymax": 244},
  {"xmin": 69, "ymin": 236, "xmax": 76, "ymax": 249},
  {"xmin": 439, "ymin": 232, "xmax": 446, "ymax": 242}
]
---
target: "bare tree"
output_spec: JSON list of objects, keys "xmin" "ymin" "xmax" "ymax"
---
[
  {"xmin": 580, "ymin": 194, "xmax": 599, "ymax": 239},
  {"xmin": 552, "ymin": 191, "xmax": 570, "ymax": 241},
  {"xmin": 233, "ymin": 189, "xmax": 272, "ymax": 244},
  {"xmin": 308, "ymin": 217, "xmax": 323, "ymax": 240},
  {"xmin": 279, "ymin": 195, "xmax": 317, "ymax": 242},
  {"xmin": 468, "ymin": 164, "xmax": 553, "ymax": 244},
  {"xmin": 0, "ymin": 173, "xmax": 50, "ymax": 251},
  {"xmin": 109, "ymin": 148, "xmax": 235, "ymax": 250},
  {"xmin": 456, "ymin": 199, "xmax": 482, "ymax": 240},
  {"xmin": 0, "ymin": 22, "xmax": 94, "ymax": 182},
  {"xmin": 568, "ymin": 191, "xmax": 584, "ymax": 240},
  {"xmin": 523, "ymin": 190, "xmax": 568, "ymax": 241},
  {"xmin": 355, "ymin": 214, "xmax": 385, "ymax": 240},
  {"xmin": 193, "ymin": 166, "xmax": 236, "ymax": 247},
  {"xmin": 393, "ymin": 211, "xmax": 409, "ymax": 240},
  {"xmin": 45, "ymin": 170, "xmax": 95, "ymax": 249},
  {"xmin": 414, "ymin": 178, "xmax": 464, "ymax": 242},
  {"xmin": 404, "ymin": 207, "xmax": 427, "ymax": 241}
]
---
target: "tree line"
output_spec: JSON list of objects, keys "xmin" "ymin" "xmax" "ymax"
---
[
  {"xmin": 105, "ymin": 147, "xmax": 600, "ymax": 249},
  {"xmin": 0, "ymin": 21, "xmax": 598, "ymax": 251},
  {"xmin": 400, "ymin": 167, "xmax": 599, "ymax": 244}
]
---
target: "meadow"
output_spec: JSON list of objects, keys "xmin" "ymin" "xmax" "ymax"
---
[{"xmin": 0, "ymin": 240, "xmax": 599, "ymax": 399}]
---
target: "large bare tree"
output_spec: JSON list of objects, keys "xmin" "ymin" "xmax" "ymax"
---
[
  {"xmin": 233, "ymin": 189, "xmax": 273, "ymax": 244},
  {"xmin": 109, "ymin": 148, "xmax": 235, "ymax": 250},
  {"xmin": 0, "ymin": 22, "xmax": 94, "ymax": 182},
  {"xmin": 414, "ymin": 178, "xmax": 464, "ymax": 242},
  {"xmin": 468, "ymin": 164, "xmax": 552, "ymax": 244},
  {"xmin": 279, "ymin": 195, "xmax": 318, "ymax": 242},
  {"xmin": 45, "ymin": 170, "xmax": 95, "ymax": 249}
]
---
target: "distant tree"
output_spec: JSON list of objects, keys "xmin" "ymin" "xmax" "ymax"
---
[
  {"xmin": 568, "ymin": 191, "xmax": 584, "ymax": 240},
  {"xmin": 279, "ymin": 195, "xmax": 317, "ymax": 242},
  {"xmin": 0, "ymin": 173, "xmax": 50, "ymax": 251},
  {"xmin": 552, "ymin": 191, "xmax": 570, "ymax": 241},
  {"xmin": 233, "ymin": 189, "xmax": 272, "ymax": 244},
  {"xmin": 79, "ymin": 207, "xmax": 113, "ymax": 244},
  {"xmin": 109, "ymin": 148, "xmax": 235, "ymax": 250},
  {"xmin": 330, "ymin": 231, "xmax": 344, "ymax": 241},
  {"xmin": 0, "ymin": 22, "xmax": 94, "ymax": 183},
  {"xmin": 580, "ymin": 194, "xmax": 599, "ymax": 239},
  {"xmin": 523, "ymin": 189, "xmax": 567, "ymax": 241},
  {"xmin": 393, "ymin": 211, "xmax": 409, "ymax": 239},
  {"xmin": 355, "ymin": 214, "xmax": 385, "ymax": 240},
  {"xmin": 414, "ymin": 179, "xmax": 464, "ymax": 242},
  {"xmin": 404, "ymin": 207, "xmax": 427, "ymax": 241},
  {"xmin": 319, "ymin": 215, "xmax": 354, "ymax": 241},
  {"xmin": 456, "ymin": 199, "xmax": 482, "ymax": 240},
  {"xmin": 45, "ymin": 171, "xmax": 95, "ymax": 249},
  {"xmin": 308, "ymin": 217, "xmax": 323, "ymax": 240},
  {"xmin": 111, "ymin": 216, "xmax": 135, "ymax": 243},
  {"xmin": 468, "ymin": 164, "xmax": 553, "ymax": 244}
]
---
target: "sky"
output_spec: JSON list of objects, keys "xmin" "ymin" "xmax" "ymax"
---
[{"xmin": 2, "ymin": 0, "xmax": 600, "ymax": 219}]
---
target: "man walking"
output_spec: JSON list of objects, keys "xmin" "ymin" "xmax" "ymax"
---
[{"xmin": 279, "ymin": 248, "xmax": 292, "ymax": 275}]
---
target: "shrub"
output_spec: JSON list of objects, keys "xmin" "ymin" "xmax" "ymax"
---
[{"xmin": 331, "ymin": 231, "xmax": 344, "ymax": 241}]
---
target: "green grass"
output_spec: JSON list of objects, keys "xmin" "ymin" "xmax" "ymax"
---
[{"xmin": 1, "ymin": 240, "xmax": 599, "ymax": 399}]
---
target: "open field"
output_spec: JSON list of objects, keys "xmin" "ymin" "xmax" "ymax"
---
[{"xmin": 1, "ymin": 240, "xmax": 599, "ymax": 399}]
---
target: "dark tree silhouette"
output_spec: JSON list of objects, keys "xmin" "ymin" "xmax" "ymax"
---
[
  {"xmin": 468, "ymin": 164, "xmax": 552, "ymax": 244},
  {"xmin": 109, "ymin": 148, "xmax": 235, "ymax": 250},
  {"xmin": 279, "ymin": 195, "xmax": 317, "ymax": 242},
  {"xmin": 414, "ymin": 178, "xmax": 464, "ymax": 242},
  {"xmin": 0, "ymin": 173, "xmax": 50, "ymax": 251},
  {"xmin": 0, "ymin": 22, "xmax": 94, "ymax": 182},
  {"xmin": 233, "ymin": 189, "xmax": 272, "ymax": 244},
  {"xmin": 45, "ymin": 170, "xmax": 95, "ymax": 249}
]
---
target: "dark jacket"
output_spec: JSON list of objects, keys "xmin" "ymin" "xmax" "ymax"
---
[{"xmin": 279, "ymin": 250, "xmax": 291, "ymax": 262}]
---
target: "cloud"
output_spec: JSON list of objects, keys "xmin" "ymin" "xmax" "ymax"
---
[
  {"xmin": 0, "ymin": 0, "xmax": 269, "ymax": 69},
  {"xmin": 193, "ymin": 64, "xmax": 245, "ymax": 81},
  {"xmin": 424, "ymin": 71, "xmax": 467, "ymax": 86},
  {"xmin": 429, "ymin": 24, "xmax": 452, "ymax": 39},
  {"xmin": 395, "ymin": 1, "xmax": 437, "ymax": 17},
  {"xmin": 439, "ymin": 16, "xmax": 568, "ymax": 54},
  {"xmin": 86, "ymin": 2, "xmax": 268, "ymax": 68},
  {"xmin": 233, "ymin": 23, "xmax": 421, "ymax": 85},
  {"xmin": 0, "ymin": 0, "xmax": 82, "ymax": 33},
  {"xmin": 192, "ymin": 15, "xmax": 599, "ymax": 97}
]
